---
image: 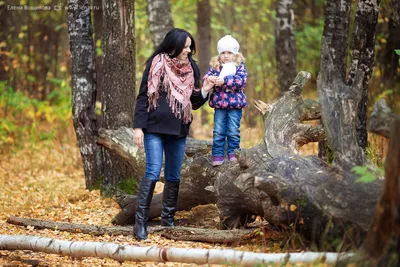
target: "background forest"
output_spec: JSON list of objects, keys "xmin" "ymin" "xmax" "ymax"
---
[{"xmin": 1, "ymin": 0, "xmax": 399, "ymax": 154}]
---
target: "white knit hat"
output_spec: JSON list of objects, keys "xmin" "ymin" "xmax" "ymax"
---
[{"xmin": 217, "ymin": 35, "xmax": 240, "ymax": 55}]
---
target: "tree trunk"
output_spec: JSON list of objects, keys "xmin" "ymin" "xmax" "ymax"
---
[
  {"xmin": 97, "ymin": 72, "xmax": 385, "ymax": 247},
  {"xmin": 197, "ymin": 0, "xmax": 211, "ymax": 77},
  {"xmin": 67, "ymin": 0, "xmax": 100, "ymax": 189},
  {"xmin": 346, "ymin": 0, "xmax": 381, "ymax": 150},
  {"xmin": 101, "ymin": 0, "xmax": 135, "ymax": 192},
  {"xmin": 146, "ymin": 0, "xmax": 174, "ymax": 47},
  {"xmin": 0, "ymin": 235, "xmax": 353, "ymax": 265},
  {"xmin": 0, "ymin": 2, "xmax": 8, "ymax": 82},
  {"xmin": 318, "ymin": 0, "xmax": 364, "ymax": 167},
  {"xmin": 197, "ymin": 0, "xmax": 212, "ymax": 125},
  {"xmin": 363, "ymin": 116, "xmax": 400, "ymax": 266},
  {"xmin": 275, "ymin": 0, "xmax": 297, "ymax": 94},
  {"xmin": 92, "ymin": 0, "xmax": 103, "ymax": 103},
  {"xmin": 392, "ymin": 0, "xmax": 400, "ymax": 26},
  {"xmin": 337, "ymin": 117, "xmax": 400, "ymax": 267},
  {"xmin": 382, "ymin": 16, "xmax": 400, "ymax": 88}
]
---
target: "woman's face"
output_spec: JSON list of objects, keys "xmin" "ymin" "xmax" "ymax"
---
[
  {"xmin": 177, "ymin": 37, "xmax": 191, "ymax": 61},
  {"xmin": 220, "ymin": 51, "xmax": 235, "ymax": 63}
]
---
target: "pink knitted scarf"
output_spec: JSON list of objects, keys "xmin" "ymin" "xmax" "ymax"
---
[{"xmin": 147, "ymin": 53, "xmax": 195, "ymax": 124}]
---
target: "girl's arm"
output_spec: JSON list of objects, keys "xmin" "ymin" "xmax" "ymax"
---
[{"xmin": 223, "ymin": 64, "xmax": 247, "ymax": 91}]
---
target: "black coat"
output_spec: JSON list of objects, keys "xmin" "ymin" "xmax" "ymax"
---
[{"xmin": 134, "ymin": 62, "xmax": 207, "ymax": 136}]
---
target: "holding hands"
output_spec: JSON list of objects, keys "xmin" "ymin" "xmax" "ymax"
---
[
  {"xmin": 203, "ymin": 76, "xmax": 224, "ymax": 94},
  {"xmin": 207, "ymin": 76, "xmax": 224, "ymax": 86}
]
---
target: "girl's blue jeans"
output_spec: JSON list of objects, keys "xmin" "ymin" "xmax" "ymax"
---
[
  {"xmin": 212, "ymin": 108, "xmax": 242, "ymax": 157},
  {"xmin": 143, "ymin": 132, "xmax": 187, "ymax": 182}
]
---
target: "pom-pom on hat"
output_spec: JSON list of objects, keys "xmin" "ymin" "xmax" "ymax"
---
[{"xmin": 217, "ymin": 35, "xmax": 240, "ymax": 55}]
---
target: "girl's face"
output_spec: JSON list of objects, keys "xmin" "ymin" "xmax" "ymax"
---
[
  {"xmin": 220, "ymin": 51, "xmax": 235, "ymax": 63},
  {"xmin": 177, "ymin": 37, "xmax": 191, "ymax": 61}
]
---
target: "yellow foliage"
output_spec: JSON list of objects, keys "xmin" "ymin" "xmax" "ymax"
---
[{"xmin": 27, "ymin": 110, "xmax": 36, "ymax": 119}]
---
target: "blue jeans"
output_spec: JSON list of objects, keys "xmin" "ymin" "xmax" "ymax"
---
[
  {"xmin": 144, "ymin": 132, "xmax": 187, "ymax": 182},
  {"xmin": 212, "ymin": 109, "xmax": 242, "ymax": 157}
]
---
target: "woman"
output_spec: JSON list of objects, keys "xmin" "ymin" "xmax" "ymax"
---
[{"xmin": 133, "ymin": 28, "xmax": 213, "ymax": 241}]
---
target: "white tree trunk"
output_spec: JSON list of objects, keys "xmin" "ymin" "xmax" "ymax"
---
[
  {"xmin": 146, "ymin": 0, "xmax": 173, "ymax": 47},
  {"xmin": 0, "ymin": 235, "xmax": 353, "ymax": 265}
]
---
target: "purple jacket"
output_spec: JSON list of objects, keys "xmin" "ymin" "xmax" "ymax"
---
[{"xmin": 203, "ymin": 63, "xmax": 248, "ymax": 109}]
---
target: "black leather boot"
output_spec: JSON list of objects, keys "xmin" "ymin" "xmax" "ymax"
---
[
  {"xmin": 133, "ymin": 177, "xmax": 157, "ymax": 240},
  {"xmin": 161, "ymin": 180, "xmax": 180, "ymax": 226}
]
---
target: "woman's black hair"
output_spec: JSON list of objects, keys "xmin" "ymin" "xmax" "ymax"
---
[{"xmin": 145, "ymin": 28, "xmax": 200, "ymax": 88}]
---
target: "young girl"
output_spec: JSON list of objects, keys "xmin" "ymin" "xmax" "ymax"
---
[{"xmin": 203, "ymin": 35, "xmax": 248, "ymax": 166}]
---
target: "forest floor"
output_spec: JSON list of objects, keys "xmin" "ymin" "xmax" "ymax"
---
[{"xmin": 0, "ymin": 120, "xmax": 333, "ymax": 267}]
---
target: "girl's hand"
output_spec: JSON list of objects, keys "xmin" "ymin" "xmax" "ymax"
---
[
  {"xmin": 207, "ymin": 76, "xmax": 217, "ymax": 83},
  {"xmin": 133, "ymin": 128, "xmax": 144, "ymax": 148},
  {"xmin": 215, "ymin": 77, "xmax": 224, "ymax": 86}
]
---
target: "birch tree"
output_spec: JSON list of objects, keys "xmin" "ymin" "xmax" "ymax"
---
[
  {"xmin": 0, "ymin": 235, "xmax": 353, "ymax": 265},
  {"xmin": 101, "ymin": 0, "xmax": 135, "ymax": 191},
  {"xmin": 146, "ymin": 0, "xmax": 173, "ymax": 47},
  {"xmin": 346, "ymin": 0, "xmax": 381, "ymax": 149},
  {"xmin": 275, "ymin": 0, "xmax": 296, "ymax": 94},
  {"xmin": 67, "ymin": 0, "xmax": 101, "ymax": 189},
  {"xmin": 318, "ymin": 0, "xmax": 381, "ymax": 164}
]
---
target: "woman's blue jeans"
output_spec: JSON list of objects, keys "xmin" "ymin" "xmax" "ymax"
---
[
  {"xmin": 143, "ymin": 132, "xmax": 187, "ymax": 182},
  {"xmin": 212, "ymin": 108, "xmax": 242, "ymax": 157}
]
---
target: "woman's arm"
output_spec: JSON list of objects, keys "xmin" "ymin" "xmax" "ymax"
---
[
  {"xmin": 133, "ymin": 64, "xmax": 151, "ymax": 129},
  {"xmin": 191, "ymin": 79, "xmax": 214, "ymax": 110}
]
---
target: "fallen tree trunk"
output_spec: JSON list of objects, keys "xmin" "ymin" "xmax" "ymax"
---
[
  {"xmin": 0, "ymin": 235, "xmax": 354, "ymax": 265},
  {"xmin": 6, "ymin": 216, "xmax": 254, "ymax": 244},
  {"xmin": 98, "ymin": 71, "xmax": 384, "ymax": 246}
]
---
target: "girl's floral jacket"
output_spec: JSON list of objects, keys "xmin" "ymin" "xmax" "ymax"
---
[{"xmin": 203, "ymin": 63, "xmax": 248, "ymax": 109}]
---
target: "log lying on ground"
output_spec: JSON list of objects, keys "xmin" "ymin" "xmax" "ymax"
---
[
  {"xmin": 0, "ymin": 235, "xmax": 354, "ymax": 265},
  {"xmin": 6, "ymin": 216, "xmax": 254, "ymax": 244},
  {"xmin": 98, "ymin": 71, "xmax": 384, "ymax": 245}
]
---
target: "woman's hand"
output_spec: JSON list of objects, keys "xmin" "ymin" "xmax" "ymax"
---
[
  {"xmin": 202, "ymin": 78, "xmax": 214, "ymax": 93},
  {"xmin": 133, "ymin": 128, "xmax": 144, "ymax": 148}
]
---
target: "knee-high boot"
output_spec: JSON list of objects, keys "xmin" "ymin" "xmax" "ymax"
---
[
  {"xmin": 161, "ymin": 180, "xmax": 180, "ymax": 226},
  {"xmin": 133, "ymin": 177, "xmax": 157, "ymax": 240}
]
